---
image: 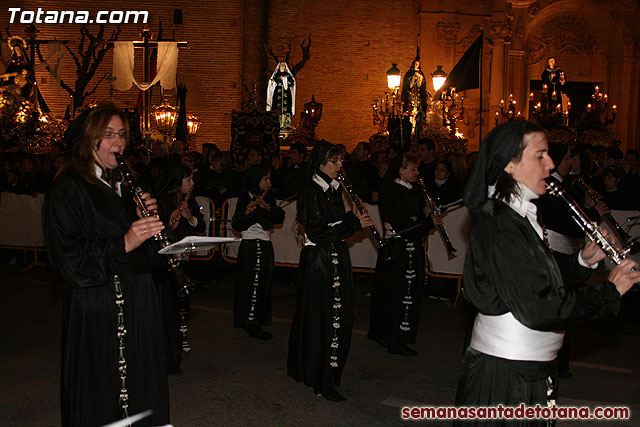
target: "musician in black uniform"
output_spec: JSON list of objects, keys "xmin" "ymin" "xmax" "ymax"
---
[
  {"xmin": 43, "ymin": 102, "xmax": 169, "ymax": 426},
  {"xmin": 155, "ymin": 163, "xmax": 205, "ymax": 373},
  {"xmin": 368, "ymin": 152, "xmax": 437, "ymax": 356},
  {"xmin": 455, "ymin": 121, "xmax": 639, "ymax": 425},
  {"xmin": 232, "ymin": 165, "xmax": 285, "ymax": 339},
  {"xmin": 287, "ymin": 141, "xmax": 374, "ymax": 402}
]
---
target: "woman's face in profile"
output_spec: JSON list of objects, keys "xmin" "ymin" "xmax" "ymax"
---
[
  {"xmin": 319, "ymin": 157, "xmax": 344, "ymax": 179},
  {"xmin": 181, "ymin": 173, "xmax": 195, "ymax": 194}
]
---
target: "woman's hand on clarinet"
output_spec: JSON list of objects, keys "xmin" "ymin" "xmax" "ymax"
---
[
  {"xmin": 352, "ymin": 201, "xmax": 368, "ymax": 216},
  {"xmin": 432, "ymin": 213, "xmax": 444, "ymax": 226},
  {"xmin": 124, "ymin": 216, "xmax": 165, "ymax": 252},
  {"xmin": 608, "ymin": 259, "xmax": 640, "ymax": 296},
  {"xmin": 580, "ymin": 230, "xmax": 615, "ymax": 265},
  {"xmin": 136, "ymin": 192, "xmax": 158, "ymax": 218},
  {"xmin": 354, "ymin": 211, "xmax": 375, "ymax": 228}
]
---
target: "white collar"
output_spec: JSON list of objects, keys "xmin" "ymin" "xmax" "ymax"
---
[
  {"xmin": 394, "ymin": 178, "xmax": 412, "ymax": 190},
  {"xmin": 435, "ymin": 177, "xmax": 448, "ymax": 186},
  {"xmin": 505, "ymin": 183, "xmax": 539, "ymax": 220},
  {"xmin": 94, "ymin": 164, "xmax": 110, "ymax": 187},
  {"xmin": 313, "ymin": 173, "xmax": 340, "ymax": 192}
]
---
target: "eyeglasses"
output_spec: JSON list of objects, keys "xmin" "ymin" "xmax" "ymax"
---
[
  {"xmin": 328, "ymin": 159, "xmax": 345, "ymax": 164},
  {"xmin": 103, "ymin": 130, "xmax": 129, "ymax": 139}
]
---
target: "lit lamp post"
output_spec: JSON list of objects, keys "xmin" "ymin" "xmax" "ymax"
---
[
  {"xmin": 302, "ymin": 95, "xmax": 323, "ymax": 140},
  {"xmin": 386, "ymin": 63, "xmax": 401, "ymax": 90},
  {"xmin": 431, "ymin": 65, "xmax": 451, "ymax": 129},
  {"xmin": 186, "ymin": 114, "xmax": 200, "ymax": 151},
  {"xmin": 431, "ymin": 65, "xmax": 448, "ymax": 92},
  {"xmin": 152, "ymin": 99, "xmax": 178, "ymax": 155},
  {"xmin": 153, "ymin": 99, "xmax": 178, "ymax": 132}
]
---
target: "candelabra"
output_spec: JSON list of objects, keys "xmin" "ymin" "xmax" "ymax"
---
[
  {"xmin": 495, "ymin": 94, "xmax": 523, "ymax": 125},
  {"xmin": 439, "ymin": 87, "xmax": 464, "ymax": 137},
  {"xmin": 372, "ymin": 88, "xmax": 402, "ymax": 134},
  {"xmin": 529, "ymin": 91, "xmax": 569, "ymax": 127},
  {"xmin": 585, "ymin": 85, "xmax": 617, "ymax": 126}
]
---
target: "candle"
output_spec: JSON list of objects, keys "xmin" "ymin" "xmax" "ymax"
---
[
  {"xmin": 508, "ymin": 93, "xmax": 513, "ymax": 102},
  {"xmin": 587, "ymin": 104, "xmax": 592, "ymax": 112},
  {"xmin": 517, "ymin": 111, "xmax": 521, "ymax": 118},
  {"xmin": 595, "ymin": 85, "xmax": 599, "ymax": 93},
  {"xmin": 567, "ymin": 101, "xmax": 572, "ymax": 110},
  {"xmin": 604, "ymin": 94, "xmax": 608, "ymax": 103},
  {"xmin": 500, "ymin": 99, "xmax": 505, "ymax": 108},
  {"xmin": 529, "ymin": 92, "xmax": 534, "ymax": 101},
  {"xmin": 612, "ymin": 105, "xmax": 617, "ymax": 114},
  {"xmin": 556, "ymin": 104, "xmax": 562, "ymax": 111},
  {"xmin": 543, "ymin": 84, "xmax": 548, "ymax": 91},
  {"xmin": 552, "ymin": 91, "xmax": 557, "ymax": 101}
]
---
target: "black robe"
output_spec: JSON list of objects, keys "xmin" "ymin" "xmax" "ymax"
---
[
  {"xmin": 455, "ymin": 199, "xmax": 621, "ymax": 426},
  {"xmin": 155, "ymin": 192, "xmax": 206, "ymax": 371},
  {"xmin": 287, "ymin": 175, "xmax": 362, "ymax": 393},
  {"xmin": 232, "ymin": 191, "xmax": 285, "ymax": 327},
  {"xmin": 369, "ymin": 181, "xmax": 431, "ymax": 348},
  {"xmin": 43, "ymin": 168, "xmax": 169, "ymax": 427}
]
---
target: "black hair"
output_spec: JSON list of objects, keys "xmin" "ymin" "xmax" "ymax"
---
[
  {"xmin": 290, "ymin": 142, "xmax": 308, "ymax": 155},
  {"xmin": 417, "ymin": 138, "xmax": 435, "ymax": 152},
  {"xmin": 493, "ymin": 121, "xmax": 546, "ymax": 203}
]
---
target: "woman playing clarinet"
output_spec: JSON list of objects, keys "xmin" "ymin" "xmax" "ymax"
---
[
  {"xmin": 155, "ymin": 163, "xmax": 205, "ymax": 373},
  {"xmin": 455, "ymin": 120, "xmax": 640, "ymax": 426},
  {"xmin": 43, "ymin": 102, "xmax": 169, "ymax": 426},
  {"xmin": 287, "ymin": 141, "xmax": 375, "ymax": 402},
  {"xmin": 368, "ymin": 152, "xmax": 438, "ymax": 356}
]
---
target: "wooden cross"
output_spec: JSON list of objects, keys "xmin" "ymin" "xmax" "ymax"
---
[{"xmin": 109, "ymin": 26, "xmax": 190, "ymax": 130}]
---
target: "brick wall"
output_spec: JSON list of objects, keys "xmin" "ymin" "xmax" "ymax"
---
[
  {"xmin": 1, "ymin": 0, "xmax": 419, "ymax": 153},
  {"xmin": 1, "ymin": 0, "xmax": 244, "ymax": 151}
]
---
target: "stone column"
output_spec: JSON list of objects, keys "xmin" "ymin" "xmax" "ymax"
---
[{"xmin": 489, "ymin": 22, "xmax": 512, "ymax": 127}]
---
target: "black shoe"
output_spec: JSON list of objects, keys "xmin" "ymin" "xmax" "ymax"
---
[
  {"xmin": 317, "ymin": 387, "xmax": 346, "ymax": 402},
  {"xmin": 388, "ymin": 344, "xmax": 418, "ymax": 356},
  {"xmin": 367, "ymin": 332, "xmax": 388, "ymax": 348}
]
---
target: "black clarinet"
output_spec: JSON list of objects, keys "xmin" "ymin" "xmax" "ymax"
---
[
  {"xmin": 417, "ymin": 178, "xmax": 457, "ymax": 258},
  {"xmin": 115, "ymin": 154, "xmax": 194, "ymax": 297},
  {"xmin": 337, "ymin": 171, "xmax": 385, "ymax": 247},
  {"xmin": 568, "ymin": 170, "xmax": 635, "ymax": 249}
]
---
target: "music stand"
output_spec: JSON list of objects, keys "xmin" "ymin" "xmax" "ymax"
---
[{"xmin": 159, "ymin": 236, "xmax": 241, "ymax": 256}]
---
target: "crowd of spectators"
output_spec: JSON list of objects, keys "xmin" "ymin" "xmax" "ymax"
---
[{"xmin": 2, "ymin": 138, "xmax": 639, "ymax": 215}]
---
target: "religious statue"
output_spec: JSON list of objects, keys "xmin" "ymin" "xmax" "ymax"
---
[
  {"xmin": 541, "ymin": 57, "xmax": 566, "ymax": 113},
  {"xmin": 267, "ymin": 61, "xmax": 296, "ymax": 129},
  {"xmin": 401, "ymin": 56, "xmax": 429, "ymax": 147}
]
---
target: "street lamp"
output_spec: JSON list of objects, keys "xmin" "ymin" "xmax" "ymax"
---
[
  {"xmin": 386, "ymin": 63, "xmax": 401, "ymax": 90},
  {"xmin": 187, "ymin": 114, "xmax": 200, "ymax": 136},
  {"xmin": 153, "ymin": 99, "xmax": 178, "ymax": 132},
  {"xmin": 431, "ymin": 65, "xmax": 448, "ymax": 91}
]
